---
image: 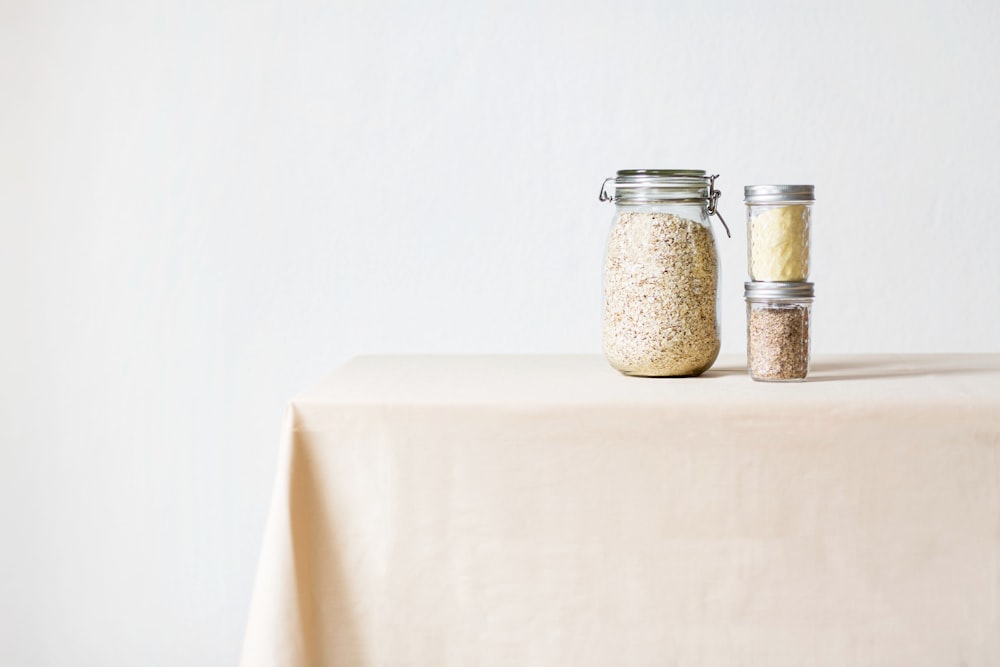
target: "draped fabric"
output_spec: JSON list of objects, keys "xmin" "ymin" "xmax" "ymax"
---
[{"xmin": 242, "ymin": 355, "xmax": 1000, "ymax": 666}]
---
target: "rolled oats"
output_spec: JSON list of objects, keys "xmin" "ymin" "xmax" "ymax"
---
[{"xmin": 603, "ymin": 211, "xmax": 720, "ymax": 377}]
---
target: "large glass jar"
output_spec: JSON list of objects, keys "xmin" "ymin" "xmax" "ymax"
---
[{"xmin": 599, "ymin": 169, "xmax": 729, "ymax": 377}]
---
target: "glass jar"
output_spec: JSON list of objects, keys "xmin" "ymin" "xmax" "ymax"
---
[
  {"xmin": 745, "ymin": 282, "xmax": 814, "ymax": 382},
  {"xmin": 598, "ymin": 169, "xmax": 730, "ymax": 377},
  {"xmin": 744, "ymin": 185, "xmax": 814, "ymax": 282}
]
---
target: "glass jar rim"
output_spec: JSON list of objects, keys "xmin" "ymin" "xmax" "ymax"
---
[
  {"xmin": 602, "ymin": 169, "xmax": 713, "ymax": 205},
  {"xmin": 599, "ymin": 170, "xmax": 731, "ymax": 237}
]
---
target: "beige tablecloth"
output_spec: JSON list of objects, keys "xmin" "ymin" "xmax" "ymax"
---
[{"xmin": 241, "ymin": 355, "xmax": 1000, "ymax": 666}]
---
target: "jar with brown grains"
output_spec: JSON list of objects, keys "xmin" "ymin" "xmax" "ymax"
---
[{"xmin": 744, "ymin": 281, "xmax": 814, "ymax": 382}]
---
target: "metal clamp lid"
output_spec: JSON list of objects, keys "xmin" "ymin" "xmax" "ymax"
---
[
  {"xmin": 599, "ymin": 169, "xmax": 730, "ymax": 238},
  {"xmin": 706, "ymin": 173, "xmax": 730, "ymax": 238}
]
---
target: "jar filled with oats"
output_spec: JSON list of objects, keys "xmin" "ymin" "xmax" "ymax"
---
[
  {"xmin": 598, "ymin": 169, "xmax": 730, "ymax": 377},
  {"xmin": 745, "ymin": 282, "xmax": 814, "ymax": 382}
]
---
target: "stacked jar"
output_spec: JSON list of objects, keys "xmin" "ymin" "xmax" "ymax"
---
[{"xmin": 743, "ymin": 185, "xmax": 815, "ymax": 382}]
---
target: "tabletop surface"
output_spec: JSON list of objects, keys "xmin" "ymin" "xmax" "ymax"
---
[
  {"xmin": 295, "ymin": 354, "xmax": 1000, "ymax": 408},
  {"xmin": 246, "ymin": 353, "xmax": 1000, "ymax": 666}
]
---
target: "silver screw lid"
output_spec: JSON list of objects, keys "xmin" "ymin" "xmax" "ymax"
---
[
  {"xmin": 744, "ymin": 184, "xmax": 815, "ymax": 204},
  {"xmin": 744, "ymin": 281, "xmax": 815, "ymax": 300}
]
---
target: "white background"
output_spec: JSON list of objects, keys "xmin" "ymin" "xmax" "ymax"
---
[{"xmin": 2, "ymin": 0, "xmax": 999, "ymax": 664}]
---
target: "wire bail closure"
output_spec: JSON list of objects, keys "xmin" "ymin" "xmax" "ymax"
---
[
  {"xmin": 707, "ymin": 174, "xmax": 731, "ymax": 238},
  {"xmin": 598, "ymin": 178, "xmax": 615, "ymax": 202}
]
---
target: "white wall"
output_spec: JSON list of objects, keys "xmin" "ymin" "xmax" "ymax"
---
[{"xmin": 2, "ymin": 0, "xmax": 998, "ymax": 664}]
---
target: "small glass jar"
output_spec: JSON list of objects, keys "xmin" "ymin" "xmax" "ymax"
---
[
  {"xmin": 745, "ymin": 282, "xmax": 814, "ymax": 382},
  {"xmin": 598, "ymin": 169, "xmax": 730, "ymax": 377},
  {"xmin": 744, "ymin": 185, "xmax": 814, "ymax": 282}
]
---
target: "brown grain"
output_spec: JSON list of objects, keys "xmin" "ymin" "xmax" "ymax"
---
[{"xmin": 747, "ymin": 305, "xmax": 810, "ymax": 381}]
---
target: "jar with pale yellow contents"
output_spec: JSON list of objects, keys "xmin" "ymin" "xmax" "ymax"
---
[{"xmin": 744, "ymin": 185, "xmax": 814, "ymax": 282}]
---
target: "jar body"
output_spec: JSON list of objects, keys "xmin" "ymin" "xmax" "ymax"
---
[
  {"xmin": 603, "ymin": 202, "xmax": 721, "ymax": 377},
  {"xmin": 746, "ymin": 298, "xmax": 812, "ymax": 381},
  {"xmin": 746, "ymin": 202, "xmax": 812, "ymax": 281}
]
